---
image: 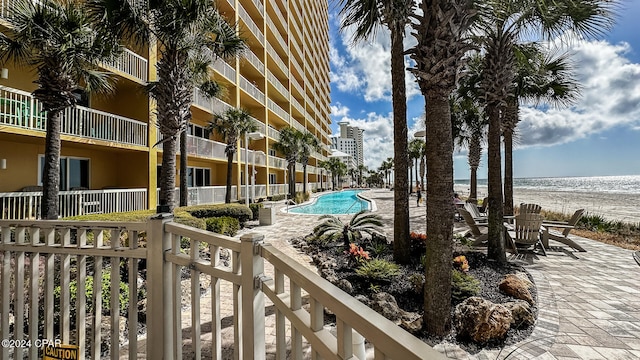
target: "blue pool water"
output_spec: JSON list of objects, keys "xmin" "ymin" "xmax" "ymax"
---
[{"xmin": 288, "ymin": 190, "xmax": 371, "ymax": 215}]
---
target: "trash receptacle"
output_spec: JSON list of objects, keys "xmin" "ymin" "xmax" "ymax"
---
[{"xmin": 259, "ymin": 202, "xmax": 276, "ymax": 225}]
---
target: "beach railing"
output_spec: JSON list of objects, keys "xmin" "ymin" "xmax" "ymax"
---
[
  {"xmin": 0, "ymin": 216, "xmax": 444, "ymax": 359},
  {"xmin": 0, "ymin": 188, "xmax": 147, "ymax": 220}
]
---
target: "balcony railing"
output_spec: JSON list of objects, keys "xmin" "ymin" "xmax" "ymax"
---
[
  {"xmin": 270, "ymin": 0, "xmax": 288, "ymax": 31},
  {"xmin": 247, "ymin": 0, "xmax": 264, "ymax": 14},
  {"xmin": 0, "ymin": 86, "xmax": 148, "ymax": 147},
  {"xmin": 105, "ymin": 48, "xmax": 148, "ymax": 83},
  {"xmin": 0, "ymin": 188, "xmax": 147, "ymax": 219},
  {"xmin": 240, "ymin": 75, "xmax": 266, "ymax": 104},
  {"xmin": 269, "ymin": 155, "xmax": 287, "ymax": 169},
  {"xmin": 267, "ymin": 71, "xmax": 289, "ymax": 98},
  {"xmin": 267, "ymin": 99, "xmax": 289, "ymax": 122},
  {"xmin": 211, "ymin": 58, "xmax": 237, "ymax": 82},
  {"xmin": 266, "ymin": 43, "xmax": 288, "ymax": 76},
  {"xmin": 267, "ymin": 16, "xmax": 288, "ymax": 53},
  {"xmin": 243, "ymin": 49, "xmax": 265, "ymax": 73},
  {"xmin": 291, "ymin": 97, "xmax": 304, "ymax": 114},
  {"xmin": 239, "ymin": 3, "xmax": 265, "ymax": 44},
  {"xmin": 267, "ymin": 125, "xmax": 280, "ymax": 140}
]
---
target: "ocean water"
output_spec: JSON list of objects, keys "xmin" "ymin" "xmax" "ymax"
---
[{"xmin": 454, "ymin": 175, "xmax": 640, "ymax": 195}]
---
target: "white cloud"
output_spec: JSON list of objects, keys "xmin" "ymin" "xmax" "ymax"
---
[
  {"xmin": 330, "ymin": 103, "xmax": 350, "ymax": 117},
  {"xmin": 333, "ymin": 112, "xmax": 394, "ymax": 170},
  {"xmin": 330, "ymin": 17, "xmax": 420, "ymax": 102},
  {"xmin": 517, "ymin": 40, "xmax": 640, "ymax": 147}
]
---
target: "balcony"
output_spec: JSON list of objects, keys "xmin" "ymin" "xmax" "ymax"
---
[
  {"xmin": 268, "ymin": 155, "xmax": 287, "ymax": 169},
  {"xmin": 247, "ymin": 0, "xmax": 264, "ymax": 14},
  {"xmin": 239, "ymin": 3, "xmax": 265, "ymax": 45},
  {"xmin": 211, "ymin": 58, "xmax": 237, "ymax": 82},
  {"xmin": 291, "ymin": 97, "xmax": 304, "ymax": 115},
  {"xmin": 243, "ymin": 49, "xmax": 265, "ymax": 73},
  {"xmin": 266, "ymin": 44, "xmax": 288, "ymax": 76},
  {"xmin": 193, "ymin": 88, "xmax": 235, "ymax": 115},
  {"xmin": 239, "ymin": 75, "xmax": 266, "ymax": 104},
  {"xmin": 267, "ymin": 71, "xmax": 289, "ymax": 98},
  {"xmin": 0, "ymin": 86, "xmax": 148, "ymax": 147},
  {"xmin": 105, "ymin": 48, "xmax": 149, "ymax": 83},
  {"xmin": 267, "ymin": 125, "xmax": 280, "ymax": 140},
  {"xmin": 267, "ymin": 99, "xmax": 289, "ymax": 122}
]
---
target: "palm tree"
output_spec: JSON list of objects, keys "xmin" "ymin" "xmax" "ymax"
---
[
  {"xmin": 273, "ymin": 127, "xmax": 302, "ymax": 199},
  {"xmin": 338, "ymin": 0, "xmax": 415, "ymax": 263},
  {"xmin": 0, "ymin": 0, "xmax": 121, "ymax": 219},
  {"xmin": 324, "ymin": 157, "xmax": 347, "ymax": 190},
  {"xmin": 409, "ymin": 0, "xmax": 476, "ymax": 336},
  {"xmin": 503, "ymin": 45, "xmax": 578, "ymax": 216},
  {"xmin": 408, "ymin": 138, "xmax": 424, "ymax": 192},
  {"xmin": 357, "ymin": 164, "xmax": 368, "ymax": 187},
  {"xmin": 476, "ymin": 0, "xmax": 616, "ymax": 263},
  {"xmin": 208, "ymin": 108, "xmax": 257, "ymax": 203},
  {"xmin": 298, "ymin": 132, "xmax": 321, "ymax": 194},
  {"xmin": 89, "ymin": 0, "xmax": 244, "ymax": 212},
  {"xmin": 313, "ymin": 210, "xmax": 384, "ymax": 248},
  {"xmin": 380, "ymin": 158, "xmax": 394, "ymax": 188}
]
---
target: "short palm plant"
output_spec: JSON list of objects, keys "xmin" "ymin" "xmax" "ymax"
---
[{"xmin": 313, "ymin": 210, "xmax": 384, "ymax": 248}]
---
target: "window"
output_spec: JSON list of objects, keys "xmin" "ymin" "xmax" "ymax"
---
[
  {"xmin": 72, "ymin": 88, "xmax": 89, "ymax": 107},
  {"xmin": 187, "ymin": 167, "xmax": 211, "ymax": 187},
  {"xmin": 188, "ymin": 124, "xmax": 210, "ymax": 139},
  {"xmin": 269, "ymin": 173, "xmax": 276, "ymax": 185},
  {"xmin": 39, "ymin": 156, "xmax": 89, "ymax": 191}
]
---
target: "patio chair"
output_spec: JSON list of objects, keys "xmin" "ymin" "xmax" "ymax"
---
[
  {"xmin": 542, "ymin": 209, "xmax": 586, "ymax": 252},
  {"xmin": 508, "ymin": 213, "xmax": 546, "ymax": 256},
  {"xmin": 459, "ymin": 208, "xmax": 488, "ymax": 246},
  {"xmin": 464, "ymin": 202, "xmax": 487, "ymax": 221},
  {"xmin": 519, "ymin": 203, "xmax": 542, "ymax": 214}
]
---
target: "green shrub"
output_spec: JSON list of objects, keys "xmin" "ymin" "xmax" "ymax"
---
[
  {"xmin": 54, "ymin": 268, "xmax": 130, "ymax": 317},
  {"xmin": 249, "ymin": 203, "xmax": 264, "ymax": 220},
  {"xmin": 355, "ymin": 259, "xmax": 400, "ymax": 282},
  {"xmin": 205, "ymin": 216, "xmax": 240, "ymax": 236},
  {"xmin": 174, "ymin": 210, "xmax": 206, "ymax": 229},
  {"xmin": 294, "ymin": 192, "xmax": 310, "ymax": 204},
  {"xmin": 269, "ymin": 194, "xmax": 286, "ymax": 201},
  {"xmin": 451, "ymin": 269, "xmax": 480, "ymax": 304},
  {"xmin": 185, "ymin": 204, "xmax": 252, "ymax": 225}
]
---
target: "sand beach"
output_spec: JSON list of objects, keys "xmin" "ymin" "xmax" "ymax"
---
[{"xmin": 454, "ymin": 185, "xmax": 640, "ymax": 224}]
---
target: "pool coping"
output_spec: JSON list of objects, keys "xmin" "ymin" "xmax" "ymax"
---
[{"xmin": 281, "ymin": 189, "xmax": 377, "ymax": 215}]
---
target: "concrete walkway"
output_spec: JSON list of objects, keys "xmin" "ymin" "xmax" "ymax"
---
[{"xmin": 199, "ymin": 189, "xmax": 640, "ymax": 359}]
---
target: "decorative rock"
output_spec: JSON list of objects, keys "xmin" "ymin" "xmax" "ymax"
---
[
  {"xmin": 503, "ymin": 300, "xmax": 535, "ymax": 327},
  {"xmin": 370, "ymin": 292, "xmax": 403, "ymax": 322},
  {"xmin": 499, "ymin": 274, "xmax": 534, "ymax": 304},
  {"xmin": 400, "ymin": 313, "xmax": 423, "ymax": 334},
  {"xmin": 354, "ymin": 295, "xmax": 370, "ymax": 306},
  {"xmin": 337, "ymin": 279, "xmax": 353, "ymax": 294},
  {"xmin": 454, "ymin": 296, "xmax": 512, "ymax": 343},
  {"xmin": 513, "ymin": 272, "xmax": 534, "ymax": 289}
]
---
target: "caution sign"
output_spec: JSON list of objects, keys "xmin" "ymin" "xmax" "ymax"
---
[{"xmin": 43, "ymin": 344, "xmax": 79, "ymax": 360}]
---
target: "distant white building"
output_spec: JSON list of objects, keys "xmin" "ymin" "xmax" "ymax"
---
[
  {"xmin": 331, "ymin": 121, "xmax": 364, "ymax": 167},
  {"xmin": 329, "ymin": 149, "xmax": 356, "ymax": 187}
]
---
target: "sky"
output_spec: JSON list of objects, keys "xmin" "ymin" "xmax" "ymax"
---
[{"xmin": 325, "ymin": 1, "xmax": 640, "ymax": 180}]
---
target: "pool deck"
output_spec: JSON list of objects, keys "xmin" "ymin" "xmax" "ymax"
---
[{"xmin": 225, "ymin": 189, "xmax": 640, "ymax": 359}]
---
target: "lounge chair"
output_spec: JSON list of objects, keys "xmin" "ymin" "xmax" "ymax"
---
[
  {"xmin": 541, "ymin": 209, "xmax": 586, "ymax": 252},
  {"xmin": 464, "ymin": 202, "xmax": 487, "ymax": 221},
  {"xmin": 507, "ymin": 212, "xmax": 546, "ymax": 256},
  {"xmin": 519, "ymin": 203, "xmax": 542, "ymax": 214},
  {"xmin": 459, "ymin": 208, "xmax": 488, "ymax": 246}
]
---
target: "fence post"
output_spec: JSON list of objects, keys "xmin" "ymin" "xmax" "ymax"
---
[
  {"xmin": 240, "ymin": 233, "xmax": 266, "ymax": 360},
  {"xmin": 147, "ymin": 213, "xmax": 174, "ymax": 359}
]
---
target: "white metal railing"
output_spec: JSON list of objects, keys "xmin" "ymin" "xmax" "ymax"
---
[
  {"xmin": 268, "ymin": 183, "xmax": 287, "ymax": 196},
  {"xmin": 270, "ymin": 0, "xmax": 287, "ymax": 31},
  {"xmin": 243, "ymin": 49, "xmax": 265, "ymax": 73},
  {"xmin": 268, "ymin": 99, "xmax": 289, "ymax": 122},
  {"xmin": 290, "ymin": 15, "xmax": 303, "ymax": 42},
  {"xmin": 0, "ymin": 188, "xmax": 147, "ymax": 219},
  {"xmin": 267, "ymin": 71, "xmax": 289, "ymax": 98},
  {"xmin": 247, "ymin": 0, "xmax": 264, "ymax": 14},
  {"xmin": 239, "ymin": 75, "xmax": 266, "ymax": 104},
  {"xmin": 212, "ymin": 97, "xmax": 234, "ymax": 113},
  {"xmin": 267, "ymin": 125, "xmax": 280, "ymax": 140},
  {"xmin": 292, "ymin": 119, "xmax": 305, "ymax": 131},
  {"xmin": 212, "ymin": 58, "xmax": 237, "ymax": 82},
  {"xmin": 239, "ymin": 3, "xmax": 265, "ymax": 44},
  {"xmin": 269, "ymin": 155, "xmax": 287, "ymax": 169},
  {"xmin": 106, "ymin": 48, "xmax": 148, "ymax": 83},
  {"xmin": 267, "ymin": 16, "xmax": 288, "ymax": 53},
  {"xmin": 291, "ymin": 75, "xmax": 304, "ymax": 95},
  {"xmin": 291, "ymin": 97, "xmax": 304, "ymax": 114},
  {"xmin": 192, "ymin": 87, "xmax": 215, "ymax": 112},
  {"xmin": 185, "ymin": 135, "xmax": 228, "ymax": 161},
  {"xmin": 0, "ymin": 86, "xmax": 148, "ymax": 146},
  {"xmin": 253, "ymin": 119, "xmax": 267, "ymax": 135},
  {"xmin": 156, "ymin": 186, "xmax": 238, "ymax": 207},
  {"xmin": 266, "ymin": 43, "xmax": 289, "ymax": 75}
]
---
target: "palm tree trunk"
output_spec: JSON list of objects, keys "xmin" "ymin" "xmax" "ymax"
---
[
  {"xmin": 41, "ymin": 111, "xmax": 63, "ymax": 219},
  {"xmin": 159, "ymin": 135, "xmax": 177, "ymax": 211},
  {"xmin": 225, "ymin": 152, "xmax": 234, "ymax": 203},
  {"xmin": 503, "ymin": 129, "xmax": 514, "ymax": 216},
  {"xmin": 179, "ymin": 130, "xmax": 188, "ymax": 207},
  {"xmin": 423, "ymin": 95, "xmax": 454, "ymax": 336},
  {"xmin": 486, "ymin": 104, "xmax": 507, "ymax": 263},
  {"xmin": 303, "ymin": 164, "xmax": 308, "ymax": 194},
  {"xmin": 470, "ymin": 166, "xmax": 478, "ymax": 201},
  {"xmin": 390, "ymin": 23, "xmax": 410, "ymax": 263},
  {"xmin": 289, "ymin": 162, "xmax": 296, "ymax": 199}
]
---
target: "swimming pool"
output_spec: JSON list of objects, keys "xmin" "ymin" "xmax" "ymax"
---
[{"xmin": 287, "ymin": 190, "xmax": 372, "ymax": 215}]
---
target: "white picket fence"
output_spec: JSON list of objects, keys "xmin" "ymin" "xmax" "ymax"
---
[{"xmin": 0, "ymin": 216, "xmax": 445, "ymax": 359}]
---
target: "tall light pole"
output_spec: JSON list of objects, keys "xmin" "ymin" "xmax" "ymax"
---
[{"xmin": 244, "ymin": 131, "xmax": 265, "ymax": 206}]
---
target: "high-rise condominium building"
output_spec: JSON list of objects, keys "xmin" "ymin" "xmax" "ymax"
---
[
  {"xmin": 0, "ymin": 0, "xmax": 332, "ymax": 219},
  {"xmin": 330, "ymin": 121, "xmax": 364, "ymax": 168}
]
